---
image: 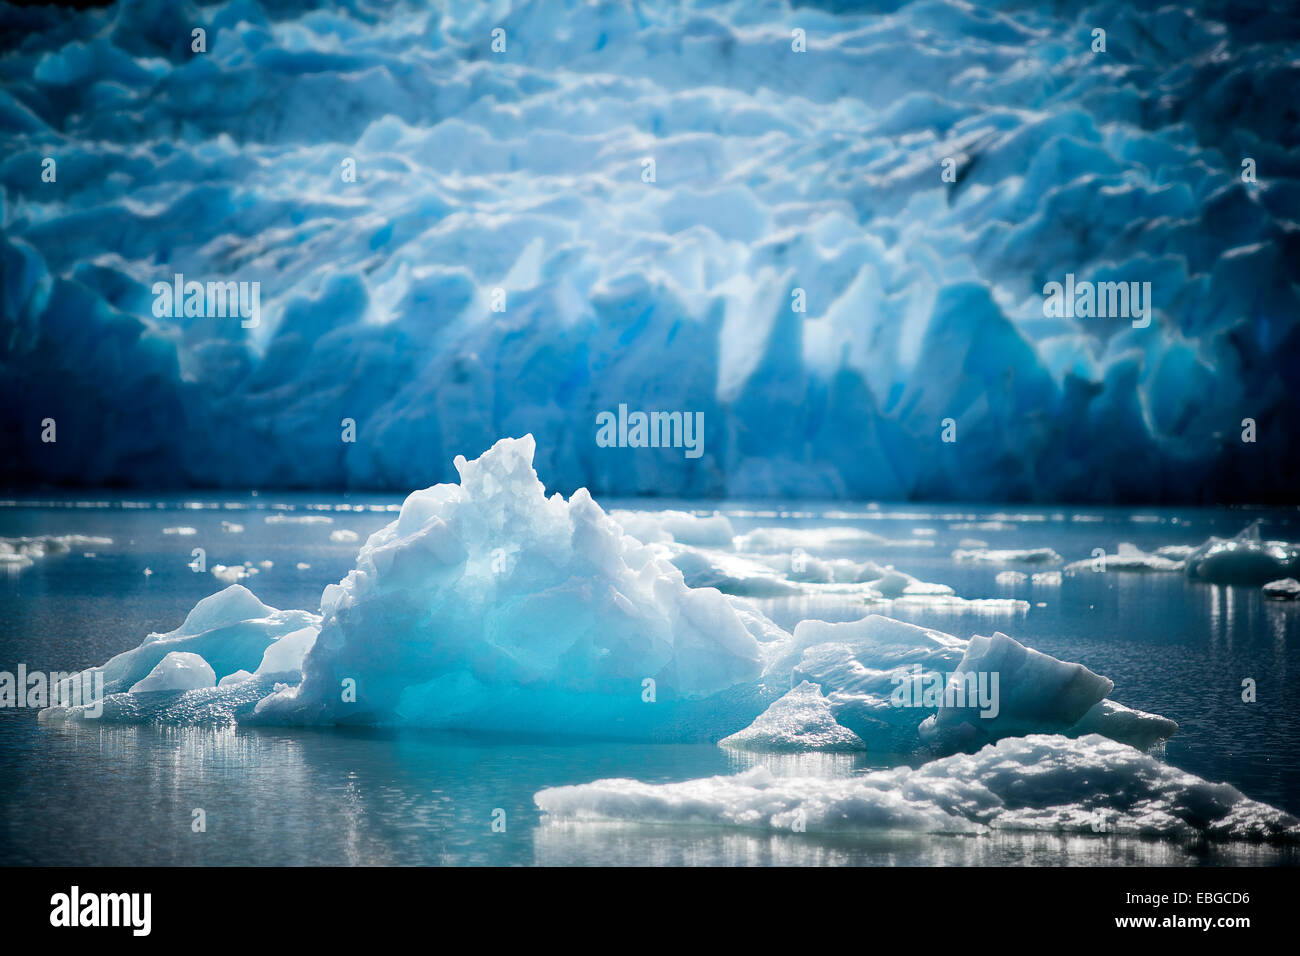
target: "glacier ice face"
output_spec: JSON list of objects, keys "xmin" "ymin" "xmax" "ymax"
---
[
  {"xmin": 535, "ymin": 734, "xmax": 1300, "ymax": 841},
  {"xmin": 719, "ymin": 681, "xmax": 865, "ymax": 753},
  {"xmin": 4, "ymin": 0, "xmax": 1297, "ymax": 502}
]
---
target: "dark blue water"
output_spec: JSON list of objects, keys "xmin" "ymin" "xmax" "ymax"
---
[{"xmin": 1, "ymin": 495, "xmax": 1298, "ymax": 865}]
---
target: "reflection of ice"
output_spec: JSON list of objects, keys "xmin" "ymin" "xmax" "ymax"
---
[{"xmin": 531, "ymin": 820, "xmax": 1298, "ymax": 867}]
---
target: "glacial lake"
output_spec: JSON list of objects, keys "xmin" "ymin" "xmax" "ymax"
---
[{"xmin": 2, "ymin": 494, "xmax": 1298, "ymax": 866}]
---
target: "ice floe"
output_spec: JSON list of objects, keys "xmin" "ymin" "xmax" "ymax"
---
[
  {"xmin": 1263, "ymin": 578, "xmax": 1300, "ymax": 601},
  {"xmin": 953, "ymin": 547, "xmax": 1062, "ymax": 565},
  {"xmin": 535, "ymin": 734, "xmax": 1299, "ymax": 841}
]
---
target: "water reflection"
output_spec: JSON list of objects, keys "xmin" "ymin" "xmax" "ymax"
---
[{"xmin": 6, "ymin": 721, "xmax": 1296, "ymax": 867}]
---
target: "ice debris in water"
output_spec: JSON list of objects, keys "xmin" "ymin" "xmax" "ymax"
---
[
  {"xmin": 535, "ymin": 735, "xmax": 1300, "ymax": 842},
  {"xmin": 1263, "ymin": 578, "xmax": 1300, "ymax": 601},
  {"xmin": 1183, "ymin": 522, "xmax": 1300, "ymax": 586},
  {"xmin": 719, "ymin": 681, "xmax": 865, "ymax": 754},
  {"xmin": 42, "ymin": 584, "xmax": 319, "ymax": 713},
  {"xmin": 953, "ymin": 547, "xmax": 1062, "ymax": 565},
  {"xmin": 752, "ymin": 615, "xmax": 1175, "ymax": 755},
  {"xmin": 1064, "ymin": 542, "xmax": 1184, "ymax": 573},
  {"xmin": 0, "ymin": 535, "xmax": 112, "ymax": 571},
  {"xmin": 608, "ymin": 510, "xmax": 736, "ymax": 548}
]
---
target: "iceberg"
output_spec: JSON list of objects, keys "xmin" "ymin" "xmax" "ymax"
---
[
  {"xmin": 245, "ymin": 436, "xmax": 763, "ymax": 738},
  {"xmin": 1184, "ymin": 522, "xmax": 1300, "ymax": 586},
  {"xmin": 38, "ymin": 438, "xmax": 1171, "ymax": 756},
  {"xmin": 46, "ymin": 584, "xmax": 318, "ymax": 704},
  {"xmin": 758, "ymin": 615, "xmax": 1174, "ymax": 755},
  {"xmin": 1263, "ymin": 578, "xmax": 1300, "ymax": 601},
  {"xmin": 535, "ymin": 734, "xmax": 1299, "ymax": 841}
]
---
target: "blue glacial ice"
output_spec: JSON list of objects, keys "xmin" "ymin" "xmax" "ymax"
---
[
  {"xmin": 41, "ymin": 435, "xmax": 1171, "ymax": 755},
  {"xmin": 3, "ymin": 0, "xmax": 1299, "ymax": 502}
]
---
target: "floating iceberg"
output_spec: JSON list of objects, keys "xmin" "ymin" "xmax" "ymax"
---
[
  {"xmin": 0, "ymin": 534, "xmax": 112, "ymax": 571},
  {"xmin": 953, "ymin": 548, "xmax": 1062, "ymax": 565},
  {"xmin": 1184, "ymin": 522, "xmax": 1300, "ymax": 586},
  {"xmin": 757, "ymin": 615, "xmax": 1174, "ymax": 755},
  {"xmin": 251, "ymin": 436, "xmax": 765, "ymax": 738},
  {"xmin": 39, "ymin": 438, "xmax": 1170, "ymax": 757},
  {"xmin": 1263, "ymin": 578, "xmax": 1300, "ymax": 601},
  {"xmin": 535, "ymin": 735, "xmax": 1299, "ymax": 842},
  {"xmin": 1064, "ymin": 542, "xmax": 1184, "ymax": 573},
  {"xmin": 42, "ymin": 584, "xmax": 319, "ymax": 718}
]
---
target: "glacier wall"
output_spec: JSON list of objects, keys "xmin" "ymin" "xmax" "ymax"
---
[{"xmin": 2, "ymin": 0, "xmax": 1297, "ymax": 501}]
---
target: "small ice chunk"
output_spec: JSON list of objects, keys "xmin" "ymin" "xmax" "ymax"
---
[
  {"xmin": 953, "ymin": 548, "xmax": 1062, "ymax": 564},
  {"xmin": 1064, "ymin": 543, "xmax": 1183, "ymax": 573},
  {"xmin": 212, "ymin": 564, "xmax": 256, "ymax": 584},
  {"xmin": 1068, "ymin": 699, "xmax": 1179, "ymax": 750},
  {"xmin": 1263, "ymin": 578, "xmax": 1300, "ymax": 601},
  {"xmin": 720, "ymin": 681, "xmax": 865, "ymax": 753},
  {"xmin": 330, "ymin": 529, "xmax": 360, "ymax": 543},
  {"xmin": 996, "ymin": 571, "xmax": 1028, "ymax": 586},
  {"xmin": 129, "ymin": 652, "xmax": 216, "ymax": 694},
  {"xmin": 218, "ymin": 669, "xmax": 255, "ymax": 688}
]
